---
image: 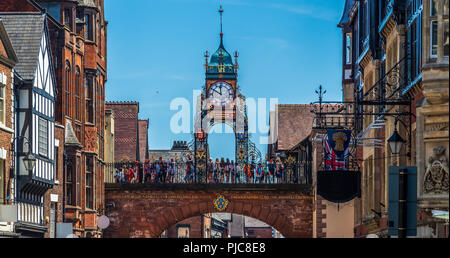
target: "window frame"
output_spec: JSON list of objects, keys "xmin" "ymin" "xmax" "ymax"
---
[
  {"xmin": 346, "ymin": 33, "xmax": 352, "ymax": 64},
  {"xmin": 0, "ymin": 82, "xmax": 5, "ymax": 125},
  {"xmin": 85, "ymin": 75, "xmax": 95, "ymax": 124},
  {"xmin": 430, "ymin": 20, "xmax": 439, "ymax": 58},
  {"xmin": 85, "ymin": 156, "xmax": 94, "ymax": 210},
  {"xmin": 75, "ymin": 66, "xmax": 82, "ymax": 121},
  {"xmin": 65, "ymin": 61, "xmax": 71, "ymax": 117},
  {"xmin": 38, "ymin": 117, "xmax": 49, "ymax": 158}
]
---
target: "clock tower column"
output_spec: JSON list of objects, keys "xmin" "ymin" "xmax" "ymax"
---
[{"xmin": 193, "ymin": 6, "xmax": 249, "ymax": 183}]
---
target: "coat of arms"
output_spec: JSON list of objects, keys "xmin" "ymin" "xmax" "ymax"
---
[{"xmin": 214, "ymin": 194, "xmax": 229, "ymax": 212}]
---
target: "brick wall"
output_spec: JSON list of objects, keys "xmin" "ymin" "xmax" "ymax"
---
[
  {"xmin": 43, "ymin": 124, "xmax": 65, "ymax": 237},
  {"xmin": 245, "ymin": 227, "xmax": 273, "ymax": 238},
  {"xmin": 104, "ymin": 185, "xmax": 313, "ymax": 238},
  {"xmin": 0, "ymin": 56, "xmax": 13, "ymax": 205},
  {"xmin": 0, "ymin": 0, "xmax": 36, "ymax": 12},
  {"xmin": 138, "ymin": 120, "xmax": 148, "ymax": 162},
  {"xmin": 106, "ymin": 102, "xmax": 139, "ymax": 162},
  {"xmin": 165, "ymin": 216, "xmax": 204, "ymax": 238}
]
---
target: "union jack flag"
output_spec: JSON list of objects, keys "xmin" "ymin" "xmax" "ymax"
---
[{"xmin": 323, "ymin": 139, "xmax": 345, "ymax": 171}]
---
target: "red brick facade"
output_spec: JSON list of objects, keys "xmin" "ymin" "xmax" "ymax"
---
[
  {"xmin": 43, "ymin": 124, "xmax": 65, "ymax": 238},
  {"xmin": 104, "ymin": 185, "xmax": 313, "ymax": 238},
  {"xmin": 245, "ymin": 227, "xmax": 273, "ymax": 238},
  {"xmin": 165, "ymin": 216, "xmax": 205, "ymax": 238},
  {"xmin": 0, "ymin": 29, "xmax": 16, "ymax": 206},
  {"xmin": 138, "ymin": 119, "xmax": 149, "ymax": 162},
  {"xmin": 105, "ymin": 102, "xmax": 139, "ymax": 162}
]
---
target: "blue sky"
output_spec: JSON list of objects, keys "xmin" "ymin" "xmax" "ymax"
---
[{"xmin": 105, "ymin": 0, "xmax": 346, "ymax": 160}]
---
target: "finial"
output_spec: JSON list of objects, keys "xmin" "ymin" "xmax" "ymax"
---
[{"xmin": 219, "ymin": 5, "xmax": 224, "ymax": 39}]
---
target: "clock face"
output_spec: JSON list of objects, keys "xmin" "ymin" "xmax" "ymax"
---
[{"xmin": 208, "ymin": 81, "xmax": 234, "ymax": 107}]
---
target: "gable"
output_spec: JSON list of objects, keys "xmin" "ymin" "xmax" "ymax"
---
[
  {"xmin": 0, "ymin": 37, "xmax": 7, "ymax": 57},
  {"xmin": 0, "ymin": 13, "xmax": 45, "ymax": 80},
  {"xmin": 33, "ymin": 22, "xmax": 55, "ymax": 98},
  {"xmin": 0, "ymin": 20, "xmax": 18, "ymax": 67}
]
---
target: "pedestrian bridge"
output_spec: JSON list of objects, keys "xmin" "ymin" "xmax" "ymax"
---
[{"xmin": 104, "ymin": 183, "xmax": 313, "ymax": 238}]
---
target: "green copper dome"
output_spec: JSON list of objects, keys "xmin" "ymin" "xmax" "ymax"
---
[
  {"xmin": 209, "ymin": 39, "xmax": 233, "ymax": 67},
  {"xmin": 207, "ymin": 37, "xmax": 235, "ymax": 77}
]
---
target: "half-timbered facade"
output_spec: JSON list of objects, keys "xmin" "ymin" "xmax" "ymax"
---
[
  {"xmin": 0, "ymin": 0, "xmax": 108, "ymax": 238},
  {"xmin": 1, "ymin": 13, "xmax": 56, "ymax": 237}
]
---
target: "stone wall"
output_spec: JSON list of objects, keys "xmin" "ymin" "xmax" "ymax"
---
[{"xmin": 104, "ymin": 184, "xmax": 313, "ymax": 238}]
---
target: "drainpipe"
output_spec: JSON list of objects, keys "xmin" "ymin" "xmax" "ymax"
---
[{"xmin": 62, "ymin": 153, "xmax": 67, "ymax": 222}]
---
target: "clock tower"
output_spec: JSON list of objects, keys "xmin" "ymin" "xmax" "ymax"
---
[{"xmin": 193, "ymin": 6, "xmax": 249, "ymax": 182}]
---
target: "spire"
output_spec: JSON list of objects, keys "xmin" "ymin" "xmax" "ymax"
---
[{"xmin": 219, "ymin": 5, "xmax": 224, "ymax": 45}]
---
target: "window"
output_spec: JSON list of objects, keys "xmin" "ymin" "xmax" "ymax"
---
[
  {"xmin": 64, "ymin": 8, "xmax": 72, "ymax": 30},
  {"xmin": 0, "ymin": 160, "xmax": 4, "ymax": 204},
  {"xmin": 65, "ymin": 62, "xmax": 71, "ymax": 117},
  {"xmin": 407, "ymin": 0, "xmax": 422, "ymax": 82},
  {"xmin": 66, "ymin": 163, "xmax": 74, "ymax": 206},
  {"xmin": 55, "ymin": 147, "xmax": 59, "ymax": 179},
  {"xmin": 431, "ymin": 20, "xmax": 438, "ymax": 57},
  {"xmin": 177, "ymin": 226, "xmax": 190, "ymax": 238},
  {"xmin": 0, "ymin": 83, "xmax": 4, "ymax": 124},
  {"xmin": 346, "ymin": 33, "xmax": 352, "ymax": 64},
  {"xmin": 38, "ymin": 117, "xmax": 49, "ymax": 157},
  {"xmin": 85, "ymin": 76, "xmax": 94, "ymax": 123},
  {"xmin": 75, "ymin": 67, "xmax": 82, "ymax": 121},
  {"xmin": 444, "ymin": 19, "xmax": 449, "ymax": 57},
  {"xmin": 430, "ymin": 0, "xmax": 437, "ymax": 16},
  {"xmin": 86, "ymin": 156, "xmax": 94, "ymax": 209},
  {"xmin": 445, "ymin": 0, "xmax": 449, "ymax": 15},
  {"xmin": 84, "ymin": 14, "xmax": 94, "ymax": 41}
]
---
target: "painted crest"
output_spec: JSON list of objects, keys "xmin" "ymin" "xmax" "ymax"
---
[
  {"xmin": 196, "ymin": 130, "xmax": 206, "ymax": 141},
  {"xmin": 237, "ymin": 130, "xmax": 246, "ymax": 141},
  {"xmin": 214, "ymin": 194, "xmax": 229, "ymax": 212}
]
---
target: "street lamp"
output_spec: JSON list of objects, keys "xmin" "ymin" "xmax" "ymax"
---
[
  {"xmin": 11, "ymin": 136, "xmax": 36, "ymax": 176},
  {"xmin": 22, "ymin": 152, "xmax": 36, "ymax": 174},
  {"xmin": 388, "ymin": 122, "xmax": 405, "ymax": 155}
]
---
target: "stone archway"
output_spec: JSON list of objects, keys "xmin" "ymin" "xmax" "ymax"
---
[{"xmin": 104, "ymin": 184, "xmax": 313, "ymax": 238}]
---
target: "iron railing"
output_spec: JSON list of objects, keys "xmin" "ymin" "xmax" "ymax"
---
[{"xmin": 105, "ymin": 161, "xmax": 312, "ymax": 185}]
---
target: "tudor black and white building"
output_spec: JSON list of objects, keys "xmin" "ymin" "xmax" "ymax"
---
[{"xmin": 1, "ymin": 13, "xmax": 56, "ymax": 237}]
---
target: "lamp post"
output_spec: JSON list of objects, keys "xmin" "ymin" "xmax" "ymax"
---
[
  {"xmin": 388, "ymin": 119, "xmax": 407, "ymax": 239},
  {"xmin": 11, "ymin": 136, "xmax": 36, "ymax": 177}
]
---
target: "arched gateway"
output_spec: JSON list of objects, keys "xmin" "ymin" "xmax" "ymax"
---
[
  {"xmin": 104, "ymin": 184, "xmax": 313, "ymax": 238},
  {"xmin": 103, "ymin": 7, "xmax": 313, "ymax": 239}
]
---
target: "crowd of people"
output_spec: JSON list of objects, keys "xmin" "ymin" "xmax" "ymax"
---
[
  {"xmin": 113, "ymin": 157, "xmax": 286, "ymax": 184},
  {"xmin": 114, "ymin": 158, "xmax": 177, "ymax": 184},
  {"xmin": 206, "ymin": 158, "xmax": 285, "ymax": 184}
]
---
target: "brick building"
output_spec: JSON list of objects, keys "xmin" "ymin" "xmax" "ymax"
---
[
  {"xmin": 0, "ymin": 0, "xmax": 109, "ymax": 238},
  {"xmin": 162, "ymin": 213, "xmax": 229, "ymax": 238},
  {"xmin": 105, "ymin": 102, "xmax": 149, "ymax": 163},
  {"xmin": 0, "ymin": 18, "xmax": 18, "ymax": 237},
  {"xmin": 244, "ymin": 217, "xmax": 275, "ymax": 238},
  {"xmin": 138, "ymin": 119, "xmax": 149, "ymax": 162}
]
